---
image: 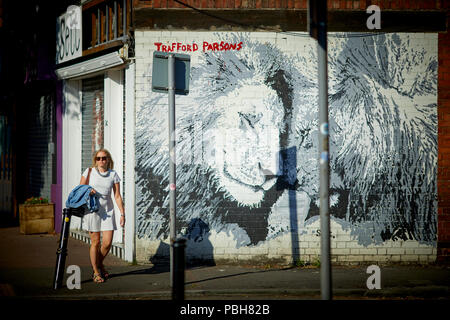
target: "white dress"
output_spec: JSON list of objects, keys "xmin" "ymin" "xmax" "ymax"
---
[{"xmin": 81, "ymin": 167, "xmax": 121, "ymax": 232}]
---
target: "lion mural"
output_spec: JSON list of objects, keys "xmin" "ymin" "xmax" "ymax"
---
[{"xmin": 135, "ymin": 32, "xmax": 437, "ymax": 250}]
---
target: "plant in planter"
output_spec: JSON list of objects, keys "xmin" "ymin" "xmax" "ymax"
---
[
  {"xmin": 24, "ymin": 197, "xmax": 49, "ymax": 205},
  {"xmin": 19, "ymin": 197, "xmax": 55, "ymax": 234}
]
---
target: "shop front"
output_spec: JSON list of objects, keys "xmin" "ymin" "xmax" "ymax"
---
[{"xmin": 55, "ymin": 1, "xmax": 135, "ymax": 262}]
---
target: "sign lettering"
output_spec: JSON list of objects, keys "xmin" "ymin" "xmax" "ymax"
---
[
  {"xmin": 154, "ymin": 41, "xmax": 243, "ymax": 53},
  {"xmin": 56, "ymin": 6, "xmax": 82, "ymax": 64}
]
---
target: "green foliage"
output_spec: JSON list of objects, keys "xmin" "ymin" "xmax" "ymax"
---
[
  {"xmin": 295, "ymin": 260, "xmax": 308, "ymax": 268},
  {"xmin": 293, "ymin": 258, "xmax": 321, "ymax": 268},
  {"xmin": 24, "ymin": 197, "xmax": 49, "ymax": 205},
  {"xmin": 312, "ymin": 258, "xmax": 321, "ymax": 268}
]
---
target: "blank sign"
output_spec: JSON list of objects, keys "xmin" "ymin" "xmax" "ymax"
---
[{"xmin": 152, "ymin": 51, "xmax": 190, "ymax": 95}]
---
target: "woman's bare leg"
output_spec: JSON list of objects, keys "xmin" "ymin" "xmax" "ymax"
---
[
  {"xmin": 89, "ymin": 232, "xmax": 102, "ymax": 277},
  {"xmin": 98, "ymin": 230, "xmax": 114, "ymax": 271}
]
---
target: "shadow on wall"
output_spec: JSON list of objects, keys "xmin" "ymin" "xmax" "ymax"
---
[
  {"xmin": 149, "ymin": 241, "xmax": 170, "ymax": 272},
  {"xmin": 149, "ymin": 218, "xmax": 216, "ymax": 268},
  {"xmin": 277, "ymin": 146, "xmax": 300, "ymax": 265},
  {"xmin": 185, "ymin": 218, "xmax": 216, "ymax": 267}
]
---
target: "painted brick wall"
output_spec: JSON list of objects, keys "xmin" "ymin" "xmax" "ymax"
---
[
  {"xmin": 131, "ymin": 0, "xmax": 448, "ymax": 264},
  {"xmin": 134, "ymin": 30, "xmax": 438, "ymax": 265}
]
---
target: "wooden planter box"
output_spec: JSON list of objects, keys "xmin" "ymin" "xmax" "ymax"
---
[{"xmin": 19, "ymin": 203, "xmax": 55, "ymax": 234}]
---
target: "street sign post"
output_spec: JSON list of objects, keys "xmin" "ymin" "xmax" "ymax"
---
[
  {"xmin": 152, "ymin": 51, "xmax": 190, "ymax": 291},
  {"xmin": 308, "ymin": 0, "xmax": 332, "ymax": 300}
]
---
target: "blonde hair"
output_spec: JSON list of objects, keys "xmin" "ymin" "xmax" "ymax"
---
[{"xmin": 91, "ymin": 148, "xmax": 114, "ymax": 170}]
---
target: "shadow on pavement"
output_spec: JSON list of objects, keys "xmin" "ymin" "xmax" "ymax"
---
[{"xmin": 184, "ymin": 266, "xmax": 295, "ymax": 286}]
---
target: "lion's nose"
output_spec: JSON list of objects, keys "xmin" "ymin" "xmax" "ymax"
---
[{"xmin": 258, "ymin": 163, "xmax": 277, "ymax": 180}]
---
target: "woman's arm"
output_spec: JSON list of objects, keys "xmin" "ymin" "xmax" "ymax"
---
[{"xmin": 113, "ymin": 183, "xmax": 125, "ymax": 227}]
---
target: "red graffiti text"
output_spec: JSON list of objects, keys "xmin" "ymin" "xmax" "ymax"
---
[{"xmin": 154, "ymin": 41, "xmax": 243, "ymax": 53}]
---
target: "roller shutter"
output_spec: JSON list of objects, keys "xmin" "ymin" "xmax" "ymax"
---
[
  {"xmin": 81, "ymin": 75, "xmax": 104, "ymax": 172},
  {"xmin": 27, "ymin": 93, "xmax": 55, "ymax": 200},
  {"xmin": 0, "ymin": 115, "xmax": 12, "ymax": 212}
]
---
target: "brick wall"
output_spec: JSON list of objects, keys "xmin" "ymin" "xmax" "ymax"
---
[
  {"xmin": 134, "ymin": 0, "xmax": 443, "ymax": 10},
  {"xmin": 438, "ymin": 7, "xmax": 450, "ymax": 264},
  {"xmin": 131, "ymin": 0, "xmax": 449, "ymax": 264},
  {"xmin": 134, "ymin": 30, "xmax": 439, "ymax": 265}
]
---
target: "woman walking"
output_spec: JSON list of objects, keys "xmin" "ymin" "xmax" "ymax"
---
[{"xmin": 80, "ymin": 149, "xmax": 125, "ymax": 283}]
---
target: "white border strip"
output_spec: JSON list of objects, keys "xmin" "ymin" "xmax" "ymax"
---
[{"xmin": 124, "ymin": 63, "xmax": 136, "ymax": 263}]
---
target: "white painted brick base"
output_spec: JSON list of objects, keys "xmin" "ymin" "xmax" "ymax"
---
[
  {"xmin": 136, "ymin": 227, "xmax": 437, "ymax": 266},
  {"xmin": 135, "ymin": 211, "xmax": 436, "ymax": 265}
]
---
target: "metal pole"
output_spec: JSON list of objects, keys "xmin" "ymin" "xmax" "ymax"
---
[
  {"xmin": 53, "ymin": 208, "xmax": 71, "ymax": 289},
  {"xmin": 168, "ymin": 54, "xmax": 176, "ymax": 288},
  {"xmin": 172, "ymin": 238, "xmax": 186, "ymax": 301},
  {"xmin": 317, "ymin": 0, "xmax": 332, "ymax": 300}
]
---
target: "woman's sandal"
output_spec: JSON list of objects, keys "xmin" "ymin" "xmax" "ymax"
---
[
  {"xmin": 92, "ymin": 272, "xmax": 104, "ymax": 283},
  {"xmin": 100, "ymin": 266, "xmax": 110, "ymax": 279}
]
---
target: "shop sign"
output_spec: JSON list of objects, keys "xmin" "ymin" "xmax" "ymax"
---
[{"xmin": 56, "ymin": 5, "xmax": 82, "ymax": 64}]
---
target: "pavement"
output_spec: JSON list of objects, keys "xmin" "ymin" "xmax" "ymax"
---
[{"xmin": 0, "ymin": 226, "xmax": 450, "ymax": 302}]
